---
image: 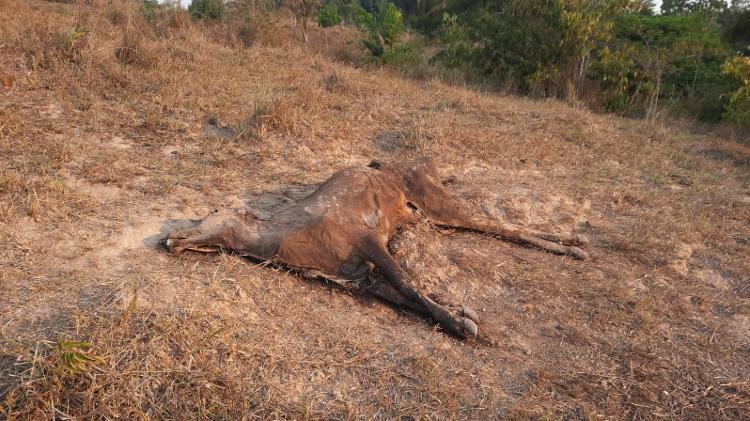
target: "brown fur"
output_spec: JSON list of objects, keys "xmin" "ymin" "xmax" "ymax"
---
[{"xmin": 166, "ymin": 157, "xmax": 588, "ymax": 338}]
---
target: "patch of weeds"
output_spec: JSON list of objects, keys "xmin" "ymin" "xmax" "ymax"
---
[
  {"xmin": 650, "ymin": 174, "xmax": 666, "ymax": 186},
  {"xmin": 381, "ymin": 41, "xmax": 424, "ymax": 68},
  {"xmin": 140, "ymin": 104, "xmax": 166, "ymax": 130},
  {"xmin": 107, "ymin": 8, "xmax": 126, "ymax": 26},
  {"xmin": 322, "ymin": 72, "xmax": 353, "ymax": 94},
  {"xmin": 114, "ymin": 26, "xmax": 158, "ymax": 68},
  {"xmin": 140, "ymin": 0, "xmax": 163, "ymax": 25},
  {"xmin": 431, "ymin": 99, "xmax": 464, "ymax": 112},
  {"xmin": 374, "ymin": 121, "xmax": 431, "ymax": 153},
  {"xmin": 56, "ymin": 340, "xmax": 102, "ymax": 374},
  {"xmin": 236, "ymin": 21, "xmax": 257, "ymax": 48},
  {"xmin": 400, "ymin": 120, "xmax": 432, "ymax": 151},
  {"xmin": 705, "ymin": 172, "xmax": 722, "ymax": 183},
  {"xmin": 22, "ymin": 24, "xmax": 90, "ymax": 69},
  {"xmin": 247, "ymin": 86, "xmax": 301, "ymax": 135}
]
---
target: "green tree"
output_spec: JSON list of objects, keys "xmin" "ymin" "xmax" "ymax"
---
[
  {"xmin": 620, "ymin": 0, "xmax": 656, "ymax": 14},
  {"xmin": 440, "ymin": 0, "xmax": 565, "ymax": 92},
  {"xmin": 189, "ymin": 0, "xmax": 226, "ymax": 20},
  {"xmin": 720, "ymin": 7, "xmax": 750, "ymax": 51},
  {"xmin": 661, "ymin": 0, "xmax": 727, "ymax": 16},
  {"xmin": 595, "ymin": 13, "xmax": 734, "ymax": 120},
  {"xmin": 318, "ymin": 4, "xmax": 342, "ymax": 27},
  {"xmin": 438, "ymin": 0, "xmax": 615, "ymax": 96},
  {"xmin": 722, "ymin": 54, "xmax": 750, "ymax": 125}
]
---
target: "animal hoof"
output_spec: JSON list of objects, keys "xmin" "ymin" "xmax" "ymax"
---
[
  {"xmin": 569, "ymin": 246, "xmax": 589, "ymax": 260},
  {"xmin": 460, "ymin": 317, "xmax": 478, "ymax": 337},
  {"xmin": 562, "ymin": 234, "xmax": 589, "ymax": 246},
  {"xmin": 459, "ymin": 306, "xmax": 480, "ymax": 324},
  {"xmin": 164, "ymin": 237, "xmax": 184, "ymax": 254}
]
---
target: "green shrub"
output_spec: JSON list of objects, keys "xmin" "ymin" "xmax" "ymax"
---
[
  {"xmin": 382, "ymin": 41, "xmax": 423, "ymax": 67},
  {"xmin": 599, "ymin": 13, "xmax": 733, "ymax": 119},
  {"xmin": 722, "ymin": 55, "xmax": 750, "ymax": 126},
  {"xmin": 350, "ymin": 2, "xmax": 404, "ymax": 58},
  {"xmin": 437, "ymin": 0, "xmax": 596, "ymax": 95},
  {"xmin": 189, "ymin": 0, "xmax": 226, "ymax": 20},
  {"xmin": 318, "ymin": 4, "xmax": 341, "ymax": 27}
]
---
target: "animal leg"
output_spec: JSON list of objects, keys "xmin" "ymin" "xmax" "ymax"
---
[
  {"xmin": 165, "ymin": 229, "xmax": 224, "ymax": 254},
  {"xmin": 361, "ymin": 237, "xmax": 478, "ymax": 339},
  {"xmin": 435, "ymin": 214, "xmax": 589, "ymax": 260},
  {"xmin": 366, "ymin": 280, "xmax": 481, "ymax": 324},
  {"xmin": 521, "ymin": 227, "xmax": 588, "ymax": 247},
  {"xmin": 363, "ymin": 278, "xmax": 423, "ymax": 314},
  {"xmin": 164, "ymin": 209, "xmax": 266, "ymax": 257}
]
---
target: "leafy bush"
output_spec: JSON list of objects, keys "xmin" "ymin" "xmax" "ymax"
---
[
  {"xmin": 382, "ymin": 41, "xmax": 422, "ymax": 66},
  {"xmin": 318, "ymin": 4, "xmax": 341, "ymax": 27},
  {"xmin": 350, "ymin": 2, "xmax": 404, "ymax": 58},
  {"xmin": 598, "ymin": 13, "xmax": 733, "ymax": 119},
  {"xmin": 388, "ymin": 0, "xmax": 750, "ymax": 125},
  {"xmin": 722, "ymin": 55, "xmax": 750, "ymax": 126},
  {"xmin": 661, "ymin": 0, "xmax": 727, "ymax": 16},
  {"xmin": 237, "ymin": 23, "xmax": 257, "ymax": 47},
  {"xmin": 189, "ymin": 0, "xmax": 226, "ymax": 20},
  {"xmin": 438, "ymin": 0, "xmax": 611, "ymax": 96}
]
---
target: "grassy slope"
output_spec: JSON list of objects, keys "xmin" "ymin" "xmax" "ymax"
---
[{"xmin": 1, "ymin": 1, "xmax": 749, "ymax": 419}]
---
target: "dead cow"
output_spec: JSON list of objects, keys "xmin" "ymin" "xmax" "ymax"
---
[{"xmin": 165, "ymin": 158, "xmax": 589, "ymax": 339}]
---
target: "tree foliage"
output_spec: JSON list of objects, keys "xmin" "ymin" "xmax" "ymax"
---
[
  {"xmin": 210, "ymin": 0, "xmax": 750, "ymax": 126},
  {"xmin": 661, "ymin": 0, "xmax": 727, "ymax": 16},
  {"xmin": 425, "ymin": 0, "xmax": 750, "ymax": 124},
  {"xmin": 722, "ymin": 55, "xmax": 750, "ymax": 125},
  {"xmin": 189, "ymin": 0, "xmax": 226, "ymax": 20},
  {"xmin": 595, "ymin": 13, "xmax": 735, "ymax": 119},
  {"xmin": 318, "ymin": 4, "xmax": 342, "ymax": 27},
  {"xmin": 350, "ymin": 2, "xmax": 404, "ymax": 57},
  {"xmin": 440, "ymin": 0, "xmax": 558, "ymax": 90}
]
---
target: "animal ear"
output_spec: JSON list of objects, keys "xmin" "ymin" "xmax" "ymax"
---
[{"xmin": 367, "ymin": 160, "xmax": 383, "ymax": 170}]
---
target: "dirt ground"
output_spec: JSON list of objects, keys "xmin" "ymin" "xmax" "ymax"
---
[{"xmin": 1, "ymin": 1, "xmax": 749, "ymax": 419}]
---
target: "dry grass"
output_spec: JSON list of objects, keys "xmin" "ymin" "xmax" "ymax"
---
[{"xmin": 1, "ymin": 1, "xmax": 749, "ymax": 419}]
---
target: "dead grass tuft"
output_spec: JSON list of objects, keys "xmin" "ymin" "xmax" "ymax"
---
[
  {"xmin": 21, "ymin": 22, "xmax": 90, "ymax": 70},
  {"xmin": 106, "ymin": 8, "xmax": 126, "ymax": 27},
  {"xmin": 322, "ymin": 72, "xmax": 351, "ymax": 94},
  {"xmin": 247, "ymin": 85, "xmax": 320, "ymax": 137},
  {"xmin": 114, "ymin": 24, "xmax": 159, "ymax": 68}
]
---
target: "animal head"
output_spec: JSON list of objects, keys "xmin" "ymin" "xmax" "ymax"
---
[{"xmin": 165, "ymin": 208, "xmax": 261, "ymax": 254}]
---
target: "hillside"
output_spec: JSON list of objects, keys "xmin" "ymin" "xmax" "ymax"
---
[{"xmin": 1, "ymin": 1, "xmax": 749, "ymax": 419}]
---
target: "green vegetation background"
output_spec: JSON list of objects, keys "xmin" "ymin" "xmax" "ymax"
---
[{"xmin": 183, "ymin": 0, "xmax": 750, "ymax": 126}]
